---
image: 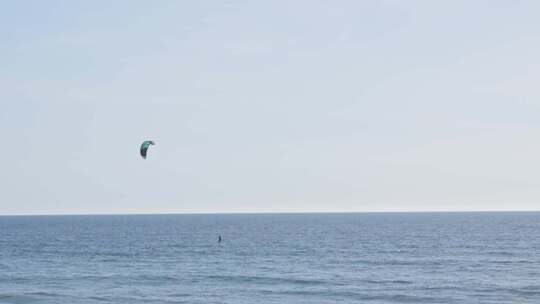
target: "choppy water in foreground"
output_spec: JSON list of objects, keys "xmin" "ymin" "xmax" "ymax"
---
[{"xmin": 0, "ymin": 212, "xmax": 539, "ymax": 303}]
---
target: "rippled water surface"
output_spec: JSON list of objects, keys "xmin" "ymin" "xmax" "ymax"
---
[{"xmin": 0, "ymin": 213, "xmax": 539, "ymax": 303}]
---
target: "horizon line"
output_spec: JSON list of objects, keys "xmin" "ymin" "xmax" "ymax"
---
[{"xmin": 1, "ymin": 209, "xmax": 539, "ymax": 217}]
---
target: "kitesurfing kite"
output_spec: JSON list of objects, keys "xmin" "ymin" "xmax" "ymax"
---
[{"xmin": 140, "ymin": 140, "xmax": 155, "ymax": 159}]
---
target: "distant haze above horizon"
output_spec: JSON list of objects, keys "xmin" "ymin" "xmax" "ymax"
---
[{"xmin": 2, "ymin": 1, "xmax": 540, "ymax": 215}]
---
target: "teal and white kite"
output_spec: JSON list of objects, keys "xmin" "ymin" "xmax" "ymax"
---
[{"xmin": 140, "ymin": 140, "xmax": 155, "ymax": 159}]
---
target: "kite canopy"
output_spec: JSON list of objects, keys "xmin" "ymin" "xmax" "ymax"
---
[{"xmin": 140, "ymin": 140, "xmax": 155, "ymax": 159}]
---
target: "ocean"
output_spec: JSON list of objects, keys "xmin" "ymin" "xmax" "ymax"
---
[{"xmin": 0, "ymin": 212, "xmax": 539, "ymax": 303}]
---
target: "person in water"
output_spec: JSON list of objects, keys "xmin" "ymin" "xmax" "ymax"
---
[{"xmin": 218, "ymin": 235, "xmax": 222, "ymax": 244}]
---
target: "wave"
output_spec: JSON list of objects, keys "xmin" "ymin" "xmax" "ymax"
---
[
  {"xmin": 260, "ymin": 290, "xmax": 447, "ymax": 303},
  {"xmin": 204, "ymin": 274, "xmax": 327, "ymax": 286},
  {"xmin": 360, "ymin": 294, "xmax": 449, "ymax": 303},
  {"xmin": 364, "ymin": 279, "xmax": 414, "ymax": 285},
  {"xmin": 0, "ymin": 292, "xmax": 64, "ymax": 304}
]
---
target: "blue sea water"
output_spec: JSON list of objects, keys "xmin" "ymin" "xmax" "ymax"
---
[{"xmin": 0, "ymin": 212, "xmax": 539, "ymax": 304}]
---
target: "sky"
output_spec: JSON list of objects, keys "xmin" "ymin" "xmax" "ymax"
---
[{"xmin": 1, "ymin": 1, "xmax": 540, "ymax": 215}]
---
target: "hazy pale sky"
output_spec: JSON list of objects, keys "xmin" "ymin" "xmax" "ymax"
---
[{"xmin": 2, "ymin": 1, "xmax": 540, "ymax": 214}]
